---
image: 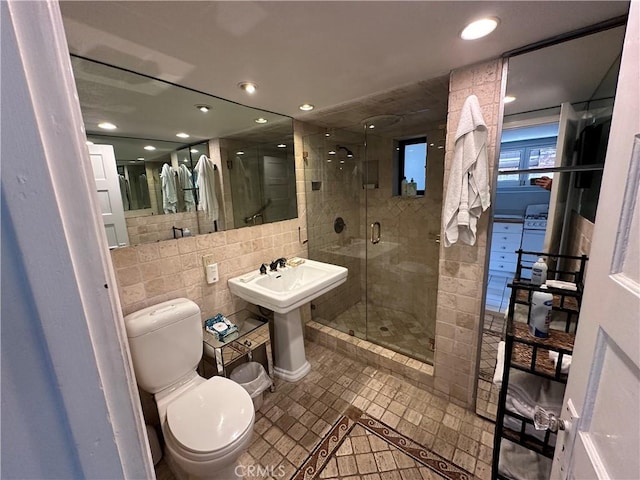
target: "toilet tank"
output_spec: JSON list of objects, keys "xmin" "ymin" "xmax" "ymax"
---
[{"xmin": 124, "ymin": 298, "xmax": 203, "ymax": 394}]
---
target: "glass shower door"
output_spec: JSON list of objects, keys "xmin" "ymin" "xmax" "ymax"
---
[
  {"xmin": 363, "ymin": 128, "xmax": 441, "ymax": 365},
  {"xmin": 302, "ymin": 129, "xmax": 368, "ymax": 340}
]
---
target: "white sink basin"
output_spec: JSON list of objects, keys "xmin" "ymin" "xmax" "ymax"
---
[
  {"xmin": 228, "ymin": 259, "xmax": 347, "ymax": 314},
  {"xmin": 228, "ymin": 259, "xmax": 348, "ymax": 382}
]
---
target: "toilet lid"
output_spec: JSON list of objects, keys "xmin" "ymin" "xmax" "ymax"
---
[{"xmin": 166, "ymin": 376, "xmax": 254, "ymax": 453}]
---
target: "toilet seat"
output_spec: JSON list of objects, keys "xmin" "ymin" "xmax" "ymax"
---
[{"xmin": 166, "ymin": 376, "xmax": 254, "ymax": 454}]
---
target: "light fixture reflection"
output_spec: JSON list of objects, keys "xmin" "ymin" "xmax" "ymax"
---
[
  {"xmin": 299, "ymin": 104, "xmax": 314, "ymax": 111},
  {"xmin": 504, "ymin": 95, "xmax": 517, "ymax": 103},
  {"xmin": 255, "ymin": 118, "xmax": 268, "ymax": 124},
  {"xmin": 176, "ymin": 132, "xmax": 190, "ymax": 138},
  {"xmin": 144, "ymin": 145, "xmax": 156, "ymax": 151},
  {"xmin": 98, "ymin": 122, "xmax": 117, "ymax": 130}
]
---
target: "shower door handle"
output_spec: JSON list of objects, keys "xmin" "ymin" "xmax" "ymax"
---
[{"xmin": 370, "ymin": 222, "xmax": 381, "ymax": 244}]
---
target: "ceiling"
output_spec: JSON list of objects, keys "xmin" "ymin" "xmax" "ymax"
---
[{"xmin": 59, "ymin": 1, "xmax": 629, "ymax": 135}]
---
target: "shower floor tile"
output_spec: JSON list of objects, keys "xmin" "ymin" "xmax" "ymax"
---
[{"xmin": 315, "ymin": 301, "xmax": 434, "ymax": 365}]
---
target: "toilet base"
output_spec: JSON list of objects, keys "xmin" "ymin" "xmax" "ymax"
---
[{"xmin": 164, "ymin": 448, "xmax": 241, "ymax": 480}]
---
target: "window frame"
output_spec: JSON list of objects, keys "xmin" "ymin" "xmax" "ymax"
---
[
  {"xmin": 398, "ymin": 136, "xmax": 427, "ymax": 196},
  {"xmin": 497, "ymin": 137, "xmax": 558, "ymax": 189}
]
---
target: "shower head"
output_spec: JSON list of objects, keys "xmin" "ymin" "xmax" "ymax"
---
[{"xmin": 336, "ymin": 145, "xmax": 354, "ymax": 158}]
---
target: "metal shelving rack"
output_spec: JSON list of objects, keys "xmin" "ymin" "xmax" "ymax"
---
[{"xmin": 492, "ymin": 251, "xmax": 588, "ymax": 480}]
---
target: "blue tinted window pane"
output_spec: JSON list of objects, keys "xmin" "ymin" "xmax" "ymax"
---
[{"xmin": 404, "ymin": 142, "xmax": 426, "ymax": 190}]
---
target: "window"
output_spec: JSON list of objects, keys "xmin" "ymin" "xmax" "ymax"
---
[
  {"xmin": 399, "ymin": 137, "xmax": 427, "ymax": 195},
  {"xmin": 498, "ymin": 138, "xmax": 557, "ymax": 187}
]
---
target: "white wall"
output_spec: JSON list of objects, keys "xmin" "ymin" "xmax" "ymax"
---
[{"xmin": 1, "ymin": 1, "xmax": 152, "ymax": 478}]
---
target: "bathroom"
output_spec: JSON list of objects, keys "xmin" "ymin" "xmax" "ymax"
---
[{"xmin": 3, "ymin": 2, "xmax": 638, "ymax": 480}]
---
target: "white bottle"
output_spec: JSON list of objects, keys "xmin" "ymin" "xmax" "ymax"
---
[
  {"xmin": 401, "ymin": 177, "xmax": 408, "ymax": 197},
  {"xmin": 183, "ymin": 227, "xmax": 192, "ymax": 237},
  {"xmin": 531, "ymin": 257, "xmax": 548, "ymax": 285},
  {"xmin": 530, "ymin": 286, "xmax": 553, "ymax": 338}
]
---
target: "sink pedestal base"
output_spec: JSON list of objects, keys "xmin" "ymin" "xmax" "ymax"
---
[{"xmin": 272, "ymin": 308, "xmax": 310, "ymax": 382}]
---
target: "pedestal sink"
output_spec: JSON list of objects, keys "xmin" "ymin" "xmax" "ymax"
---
[{"xmin": 228, "ymin": 259, "xmax": 347, "ymax": 381}]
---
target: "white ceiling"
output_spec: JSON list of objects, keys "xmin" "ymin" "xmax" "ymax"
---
[{"xmin": 60, "ymin": 1, "xmax": 629, "ymax": 124}]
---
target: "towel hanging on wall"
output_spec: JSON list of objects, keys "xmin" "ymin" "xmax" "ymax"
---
[
  {"xmin": 442, "ymin": 94, "xmax": 491, "ymax": 247},
  {"xmin": 195, "ymin": 155, "xmax": 219, "ymax": 223}
]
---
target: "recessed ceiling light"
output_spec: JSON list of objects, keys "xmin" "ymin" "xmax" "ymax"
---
[
  {"xmin": 328, "ymin": 150, "xmax": 336, "ymax": 155},
  {"xmin": 325, "ymin": 133, "xmax": 331, "ymax": 137},
  {"xmin": 368, "ymin": 124, "xmax": 375, "ymax": 129},
  {"xmin": 327, "ymin": 159, "xmax": 332, "ymax": 163},
  {"xmin": 277, "ymin": 144, "xmax": 287, "ymax": 148},
  {"xmin": 460, "ymin": 17, "xmax": 499, "ymax": 40},
  {"xmin": 144, "ymin": 145, "xmax": 156, "ymax": 151},
  {"xmin": 236, "ymin": 151, "xmax": 245, "ymax": 155},
  {"xmin": 255, "ymin": 118, "xmax": 268, "ymax": 124},
  {"xmin": 98, "ymin": 122, "xmax": 117, "ymax": 130},
  {"xmin": 239, "ymin": 82, "xmax": 257, "ymax": 94},
  {"xmin": 137, "ymin": 157, "xmax": 145, "ymax": 161},
  {"xmin": 299, "ymin": 104, "xmax": 314, "ymax": 111},
  {"xmin": 196, "ymin": 104, "xmax": 211, "ymax": 113},
  {"xmin": 190, "ymin": 149, "xmax": 199, "ymax": 153},
  {"xmin": 176, "ymin": 132, "xmax": 190, "ymax": 138},
  {"xmin": 504, "ymin": 95, "xmax": 517, "ymax": 103},
  {"xmin": 86, "ymin": 141, "xmax": 94, "ymax": 145}
]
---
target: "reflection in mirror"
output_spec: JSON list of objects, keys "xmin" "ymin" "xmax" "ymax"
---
[
  {"xmin": 72, "ymin": 55, "xmax": 296, "ymax": 245},
  {"xmin": 476, "ymin": 24, "xmax": 626, "ymax": 421}
]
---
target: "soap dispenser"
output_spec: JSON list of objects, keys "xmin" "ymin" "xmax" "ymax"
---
[{"xmin": 401, "ymin": 177, "xmax": 408, "ymax": 197}]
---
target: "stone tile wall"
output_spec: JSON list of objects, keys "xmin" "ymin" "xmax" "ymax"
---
[{"xmin": 434, "ymin": 59, "xmax": 504, "ymax": 407}]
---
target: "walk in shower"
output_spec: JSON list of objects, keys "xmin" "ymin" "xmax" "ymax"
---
[{"xmin": 303, "ymin": 105, "xmax": 446, "ymax": 365}]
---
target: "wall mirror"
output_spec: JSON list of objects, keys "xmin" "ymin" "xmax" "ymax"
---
[
  {"xmin": 475, "ymin": 23, "xmax": 626, "ymax": 421},
  {"xmin": 72, "ymin": 56, "xmax": 295, "ymax": 246}
]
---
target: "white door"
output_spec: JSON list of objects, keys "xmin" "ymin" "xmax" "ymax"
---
[
  {"xmin": 544, "ymin": 102, "xmax": 578, "ymax": 258},
  {"xmin": 263, "ymin": 155, "xmax": 295, "ymax": 223},
  {"xmin": 89, "ymin": 144, "xmax": 129, "ymax": 248},
  {"xmin": 551, "ymin": 9, "xmax": 639, "ymax": 480}
]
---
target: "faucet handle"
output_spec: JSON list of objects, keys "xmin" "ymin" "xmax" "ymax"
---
[
  {"xmin": 269, "ymin": 260, "xmax": 279, "ymax": 271},
  {"xmin": 259, "ymin": 263, "xmax": 268, "ymax": 275},
  {"xmin": 278, "ymin": 258, "xmax": 287, "ymax": 268}
]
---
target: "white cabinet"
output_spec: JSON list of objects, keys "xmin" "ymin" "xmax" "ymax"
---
[{"xmin": 487, "ymin": 222, "xmax": 524, "ymax": 312}]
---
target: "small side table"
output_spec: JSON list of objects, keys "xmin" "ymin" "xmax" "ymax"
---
[{"xmin": 202, "ymin": 310, "xmax": 275, "ymax": 391}]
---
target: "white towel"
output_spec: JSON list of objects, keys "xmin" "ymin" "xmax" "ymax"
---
[
  {"xmin": 494, "ymin": 342, "xmax": 564, "ymax": 419},
  {"xmin": 549, "ymin": 351, "xmax": 572, "ymax": 374},
  {"xmin": 160, "ymin": 163, "xmax": 177, "ymax": 214},
  {"xmin": 499, "ymin": 440, "xmax": 552, "ymax": 480},
  {"xmin": 443, "ymin": 95, "xmax": 490, "ymax": 247},
  {"xmin": 195, "ymin": 155, "xmax": 219, "ymax": 223},
  {"xmin": 178, "ymin": 164, "xmax": 195, "ymax": 212}
]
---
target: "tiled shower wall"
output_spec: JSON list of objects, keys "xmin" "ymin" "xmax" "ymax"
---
[
  {"xmin": 434, "ymin": 59, "xmax": 504, "ymax": 406},
  {"xmin": 303, "ymin": 130, "xmax": 364, "ymax": 323}
]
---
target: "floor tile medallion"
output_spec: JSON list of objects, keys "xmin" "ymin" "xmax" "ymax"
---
[{"xmin": 293, "ymin": 408, "xmax": 474, "ymax": 480}]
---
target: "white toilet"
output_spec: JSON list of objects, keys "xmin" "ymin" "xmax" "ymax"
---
[{"xmin": 124, "ymin": 298, "xmax": 255, "ymax": 479}]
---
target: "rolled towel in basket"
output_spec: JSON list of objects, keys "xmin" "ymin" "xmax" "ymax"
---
[{"xmin": 549, "ymin": 350, "xmax": 572, "ymax": 374}]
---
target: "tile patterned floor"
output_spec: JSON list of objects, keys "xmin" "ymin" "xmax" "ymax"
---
[
  {"xmin": 155, "ymin": 341, "xmax": 494, "ymax": 479},
  {"xmin": 315, "ymin": 301, "xmax": 435, "ymax": 365}
]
